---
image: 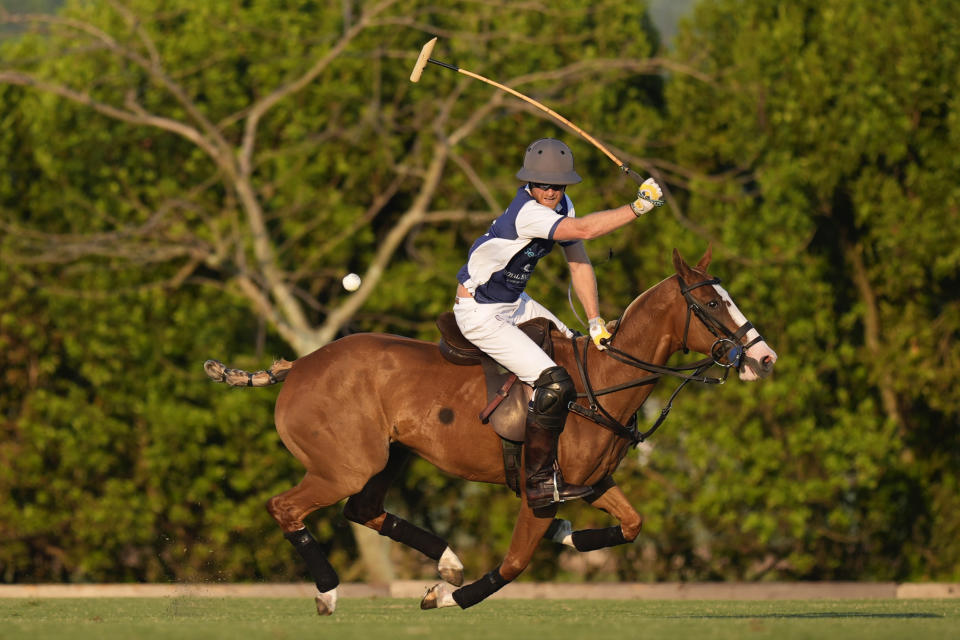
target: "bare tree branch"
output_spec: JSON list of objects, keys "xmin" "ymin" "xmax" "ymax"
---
[
  {"xmin": 1, "ymin": 11, "xmax": 232, "ymax": 157},
  {"xmin": 0, "ymin": 70, "xmax": 222, "ymax": 160},
  {"xmin": 237, "ymin": 0, "xmax": 402, "ymax": 180},
  {"xmin": 106, "ymin": 0, "xmax": 162, "ymax": 68},
  {"xmin": 448, "ymin": 149, "xmax": 502, "ymax": 213}
]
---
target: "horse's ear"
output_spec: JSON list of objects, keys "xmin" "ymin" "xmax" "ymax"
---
[
  {"xmin": 672, "ymin": 248, "xmax": 691, "ymax": 277},
  {"xmin": 695, "ymin": 243, "xmax": 713, "ymax": 272}
]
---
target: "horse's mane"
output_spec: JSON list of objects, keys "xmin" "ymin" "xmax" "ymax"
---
[
  {"xmin": 609, "ymin": 273, "xmax": 677, "ymax": 333},
  {"xmin": 612, "ymin": 260, "xmax": 714, "ymax": 329}
]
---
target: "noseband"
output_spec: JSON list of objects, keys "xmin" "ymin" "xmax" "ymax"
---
[
  {"xmin": 677, "ymin": 275, "xmax": 764, "ymax": 370},
  {"xmin": 568, "ymin": 275, "xmax": 764, "ymax": 446}
]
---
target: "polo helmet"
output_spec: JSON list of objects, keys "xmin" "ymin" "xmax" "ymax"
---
[{"xmin": 515, "ymin": 138, "xmax": 582, "ymax": 185}]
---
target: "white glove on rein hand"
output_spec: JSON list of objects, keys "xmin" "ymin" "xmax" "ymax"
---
[{"xmin": 589, "ymin": 317, "xmax": 611, "ymax": 350}]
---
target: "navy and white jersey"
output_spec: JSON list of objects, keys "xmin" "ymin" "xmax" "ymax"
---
[{"xmin": 457, "ymin": 186, "xmax": 577, "ymax": 304}]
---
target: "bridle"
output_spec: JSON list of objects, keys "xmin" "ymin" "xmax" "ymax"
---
[
  {"xmin": 568, "ymin": 275, "xmax": 764, "ymax": 446},
  {"xmin": 678, "ymin": 275, "xmax": 764, "ymax": 368}
]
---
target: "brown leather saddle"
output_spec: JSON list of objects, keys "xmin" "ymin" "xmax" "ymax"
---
[{"xmin": 435, "ymin": 311, "xmax": 557, "ymax": 496}]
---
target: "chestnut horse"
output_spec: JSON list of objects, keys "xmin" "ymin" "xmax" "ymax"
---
[{"xmin": 204, "ymin": 247, "xmax": 777, "ymax": 615}]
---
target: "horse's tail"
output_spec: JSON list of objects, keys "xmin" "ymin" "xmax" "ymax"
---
[{"xmin": 203, "ymin": 358, "xmax": 293, "ymax": 387}]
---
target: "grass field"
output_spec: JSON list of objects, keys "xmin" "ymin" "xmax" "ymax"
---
[{"xmin": 1, "ymin": 597, "xmax": 958, "ymax": 640}]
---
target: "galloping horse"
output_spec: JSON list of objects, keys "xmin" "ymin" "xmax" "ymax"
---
[{"xmin": 204, "ymin": 247, "xmax": 777, "ymax": 615}]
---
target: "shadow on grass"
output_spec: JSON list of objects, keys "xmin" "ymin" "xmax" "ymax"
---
[{"xmin": 670, "ymin": 613, "xmax": 943, "ymax": 619}]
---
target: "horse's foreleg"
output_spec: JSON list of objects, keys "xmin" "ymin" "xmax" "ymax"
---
[
  {"xmin": 423, "ymin": 499, "xmax": 555, "ymax": 610},
  {"xmin": 266, "ymin": 472, "xmax": 343, "ymax": 615},
  {"xmin": 343, "ymin": 445, "xmax": 464, "ymax": 586},
  {"xmin": 546, "ymin": 477, "xmax": 643, "ymax": 551}
]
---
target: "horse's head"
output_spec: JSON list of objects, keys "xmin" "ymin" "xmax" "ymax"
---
[{"xmin": 672, "ymin": 247, "xmax": 778, "ymax": 381}]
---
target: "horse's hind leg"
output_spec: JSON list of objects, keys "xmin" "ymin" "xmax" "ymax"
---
[
  {"xmin": 266, "ymin": 473, "xmax": 343, "ymax": 616},
  {"xmin": 342, "ymin": 444, "xmax": 464, "ymax": 586}
]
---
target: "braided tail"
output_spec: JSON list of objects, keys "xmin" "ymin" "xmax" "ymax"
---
[{"xmin": 203, "ymin": 358, "xmax": 293, "ymax": 387}]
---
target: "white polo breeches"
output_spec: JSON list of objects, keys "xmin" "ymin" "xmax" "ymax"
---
[{"xmin": 453, "ymin": 292, "xmax": 573, "ymax": 384}]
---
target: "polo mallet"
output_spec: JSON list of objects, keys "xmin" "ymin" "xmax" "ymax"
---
[{"xmin": 410, "ymin": 37, "xmax": 664, "ymax": 207}]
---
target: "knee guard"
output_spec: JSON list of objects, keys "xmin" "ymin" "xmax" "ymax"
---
[{"xmin": 529, "ymin": 366, "xmax": 576, "ymax": 431}]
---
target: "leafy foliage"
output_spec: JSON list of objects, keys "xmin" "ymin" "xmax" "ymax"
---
[
  {"xmin": 1, "ymin": 0, "xmax": 957, "ymax": 585},
  {"xmin": 646, "ymin": 0, "xmax": 960, "ymax": 581}
]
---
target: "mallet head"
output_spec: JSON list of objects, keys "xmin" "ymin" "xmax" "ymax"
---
[{"xmin": 409, "ymin": 37, "xmax": 438, "ymax": 83}]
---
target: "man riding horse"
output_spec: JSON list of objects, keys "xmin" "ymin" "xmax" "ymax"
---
[
  {"xmin": 204, "ymin": 137, "xmax": 779, "ymax": 616},
  {"xmin": 453, "ymin": 138, "xmax": 663, "ymax": 509}
]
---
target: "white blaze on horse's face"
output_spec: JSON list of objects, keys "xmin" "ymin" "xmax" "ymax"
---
[{"xmin": 716, "ymin": 285, "xmax": 779, "ymax": 381}]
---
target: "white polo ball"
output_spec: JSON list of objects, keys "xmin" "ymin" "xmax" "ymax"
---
[{"xmin": 342, "ymin": 273, "xmax": 362, "ymax": 292}]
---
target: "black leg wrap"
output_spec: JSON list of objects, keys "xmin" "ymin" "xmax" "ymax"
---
[
  {"xmin": 379, "ymin": 513, "xmax": 448, "ymax": 560},
  {"xmin": 544, "ymin": 518, "xmax": 567, "ymax": 540},
  {"xmin": 452, "ymin": 567, "xmax": 510, "ymax": 609},
  {"xmin": 571, "ymin": 526, "xmax": 629, "ymax": 552},
  {"xmin": 284, "ymin": 528, "xmax": 339, "ymax": 593}
]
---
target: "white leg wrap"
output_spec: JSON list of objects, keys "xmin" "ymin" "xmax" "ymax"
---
[
  {"xmin": 436, "ymin": 582, "xmax": 458, "ymax": 608},
  {"xmin": 438, "ymin": 546, "xmax": 465, "ymax": 586}
]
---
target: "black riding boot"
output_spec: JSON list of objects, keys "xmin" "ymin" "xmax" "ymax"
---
[
  {"xmin": 524, "ymin": 366, "xmax": 593, "ymax": 509},
  {"xmin": 524, "ymin": 420, "xmax": 593, "ymax": 508}
]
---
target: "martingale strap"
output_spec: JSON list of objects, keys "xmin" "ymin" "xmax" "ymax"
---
[
  {"xmin": 567, "ymin": 401, "xmax": 640, "ymax": 443},
  {"xmin": 568, "ymin": 335, "xmax": 643, "ymax": 444},
  {"xmin": 568, "ymin": 334, "xmax": 720, "ymax": 446}
]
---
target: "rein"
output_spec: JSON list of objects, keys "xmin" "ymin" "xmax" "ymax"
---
[
  {"xmin": 568, "ymin": 275, "xmax": 757, "ymax": 446},
  {"xmin": 568, "ymin": 334, "xmax": 722, "ymax": 446}
]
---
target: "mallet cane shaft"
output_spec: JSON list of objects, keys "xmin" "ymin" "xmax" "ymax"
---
[{"xmin": 410, "ymin": 37, "xmax": 656, "ymax": 192}]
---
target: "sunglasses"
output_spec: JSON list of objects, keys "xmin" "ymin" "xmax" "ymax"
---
[{"xmin": 529, "ymin": 182, "xmax": 566, "ymax": 192}]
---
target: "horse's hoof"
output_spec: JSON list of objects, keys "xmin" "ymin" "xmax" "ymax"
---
[
  {"xmin": 439, "ymin": 565, "xmax": 463, "ymax": 587},
  {"xmin": 420, "ymin": 582, "xmax": 456, "ymax": 610},
  {"xmin": 438, "ymin": 547, "xmax": 464, "ymax": 586},
  {"xmin": 315, "ymin": 590, "xmax": 337, "ymax": 616},
  {"xmin": 420, "ymin": 585, "xmax": 440, "ymax": 610}
]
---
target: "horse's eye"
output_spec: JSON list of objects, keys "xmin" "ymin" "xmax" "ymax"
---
[{"xmin": 708, "ymin": 300, "xmax": 719, "ymax": 309}]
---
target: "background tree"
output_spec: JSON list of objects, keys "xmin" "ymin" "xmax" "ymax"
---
[
  {"xmin": 629, "ymin": 0, "xmax": 960, "ymax": 580},
  {"xmin": 5, "ymin": 0, "xmax": 956, "ymax": 587},
  {"xmin": 0, "ymin": 0, "xmax": 669, "ymax": 583}
]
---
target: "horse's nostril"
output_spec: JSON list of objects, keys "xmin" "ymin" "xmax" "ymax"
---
[{"xmin": 761, "ymin": 355, "xmax": 774, "ymax": 370}]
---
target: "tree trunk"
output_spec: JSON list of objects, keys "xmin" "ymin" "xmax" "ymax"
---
[
  {"xmin": 349, "ymin": 523, "xmax": 395, "ymax": 584},
  {"xmin": 844, "ymin": 241, "xmax": 906, "ymax": 436}
]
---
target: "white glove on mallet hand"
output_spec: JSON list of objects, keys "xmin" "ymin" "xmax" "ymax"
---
[{"xmin": 630, "ymin": 178, "xmax": 664, "ymax": 216}]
